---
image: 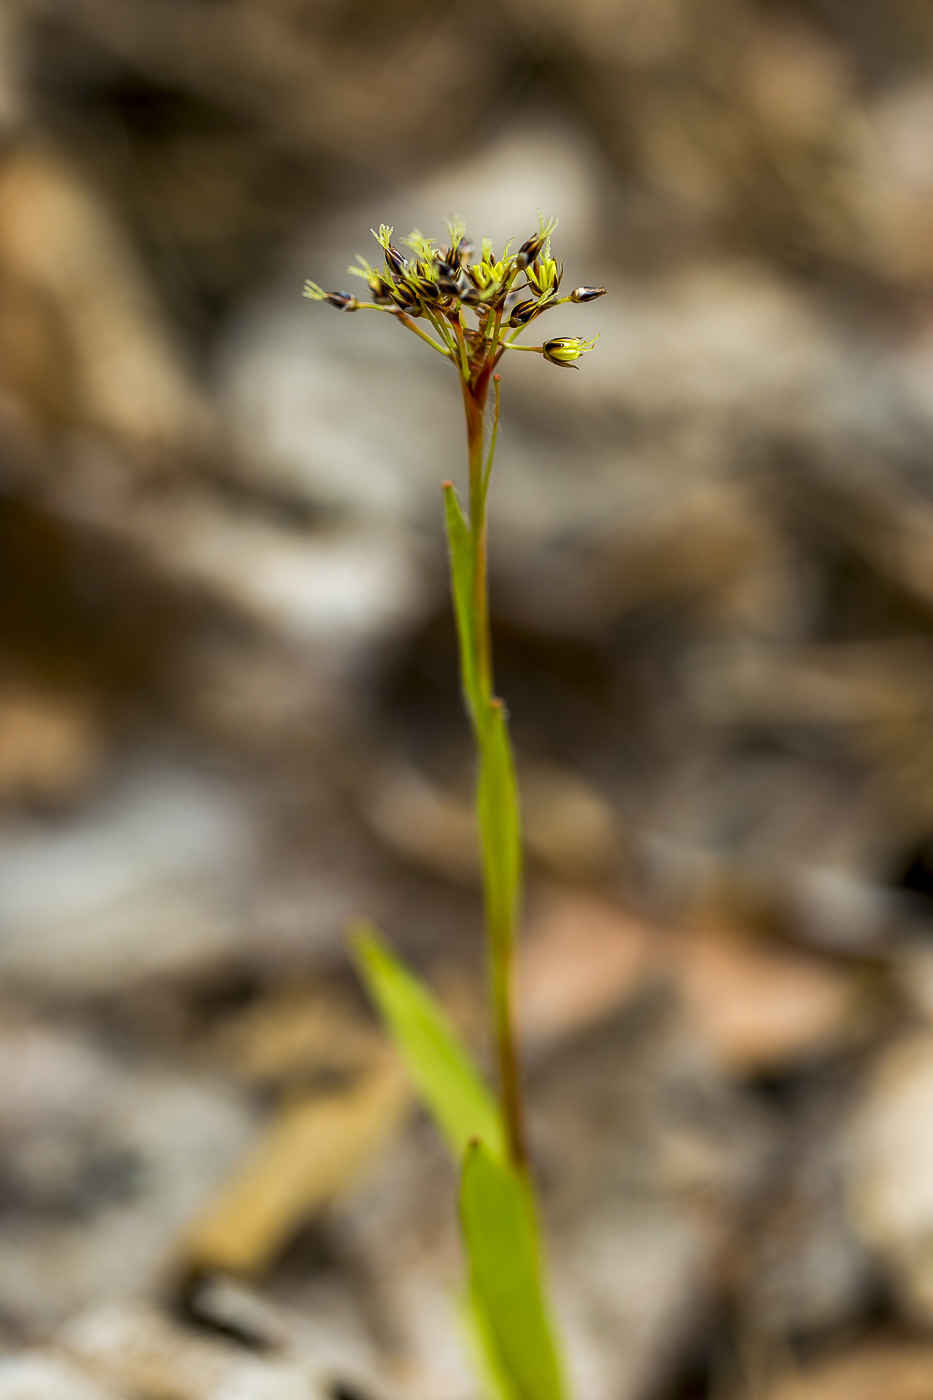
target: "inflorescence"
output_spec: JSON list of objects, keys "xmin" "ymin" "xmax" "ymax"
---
[{"xmin": 304, "ymin": 215, "xmax": 605, "ymax": 387}]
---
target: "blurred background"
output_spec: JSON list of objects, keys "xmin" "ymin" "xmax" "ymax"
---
[{"xmin": 3, "ymin": 2, "xmax": 933, "ymax": 1397}]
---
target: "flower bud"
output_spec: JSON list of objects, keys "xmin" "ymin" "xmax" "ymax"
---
[
  {"xmin": 437, "ymin": 274, "xmax": 461, "ymax": 297},
  {"xmin": 323, "ymin": 291, "xmax": 358, "ymax": 311},
  {"xmin": 418, "ymin": 278, "xmax": 442, "ymax": 303},
  {"xmin": 384, "ymin": 243, "xmax": 408, "ymax": 277},
  {"xmin": 508, "ymin": 298, "xmax": 538, "ymax": 327},
  {"xmin": 368, "ymin": 275, "xmax": 395, "ymax": 304},
  {"xmin": 516, "ymin": 233, "xmax": 543, "ymax": 269},
  {"xmin": 569, "ymin": 286, "xmax": 607, "ymax": 303},
  {"xmin": 542, "ymin": 335, "xmax": 597, "ymax": 368}
]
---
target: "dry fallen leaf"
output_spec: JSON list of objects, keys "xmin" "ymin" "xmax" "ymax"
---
[
  {"xmin": 516, "ymin": 883, "xmax": 654, "ymax": 1045},
  {"xmin": 180, "ymin": 1060, "xmax": 409, "ymax": 1277},
  {"xmin": 675, "ymin": 924, "xmax": 860, "ymax": 1073}
]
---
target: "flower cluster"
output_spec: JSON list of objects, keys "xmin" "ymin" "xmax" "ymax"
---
[{"xmin": 304, "ymin": 216, "xmax": 604, "ymax": 384}]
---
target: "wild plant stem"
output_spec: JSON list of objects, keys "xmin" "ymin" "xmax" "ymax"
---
[{"xmin": 461, "ymin": 378, "xmax": 527, "ymax": 1170}]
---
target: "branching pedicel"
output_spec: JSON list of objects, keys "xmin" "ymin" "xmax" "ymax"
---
[{"xmin": 305, "ymin": 217, "xmax": 604, "ymax": 1400}]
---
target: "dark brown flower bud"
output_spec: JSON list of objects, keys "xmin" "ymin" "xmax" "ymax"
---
[
  {"xmin": 323, "ymin": 291, "xmax": 358, "ymax": 311},
  {"xmin": 569, "ymin": 286, "xmax": 607, "ymax": 302},
  {"xmin": 508, "ymin": 298, "xmax": 538, "ymax": 327},
  {"xmin": 369, "ymin": 275, "xmax": 395, "ymax": 304},
  {"xmin": 459, "ymin": 285, "xmax": 483, "ymax": 306},
  {"xmin": 516, "ymin": 233, "xmax": 544, "ymax": 269},
  {"xmin": 384, "ymin": 243, "xmax": 408, "ymax": 277},
  {"xmin": 437, "ymin": 274, "xmax": 461, "ymax": 297},
  {"xmin": 391, "ymin": 282, "xmax": 418, "ymax": 309}
]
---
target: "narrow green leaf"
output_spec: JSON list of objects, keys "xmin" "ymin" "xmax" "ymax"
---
[
  {"xmin": 351, "ymin": 922, "xmax": 506, "ymax": 1161},
  {"xmin": 459, "ymin": 1287, "xmax": 520, "ymax": 1400},
  {"xmin": 460, "ymin": 1141, "xmax": 565, "ymax": 1400},
  {"xmin": 477, "ymin": 699, "xmax": 522, "ymax": 957},
  {"xmin": 443, "ymin": 482, "xmax": 482, "ymax": 725}
]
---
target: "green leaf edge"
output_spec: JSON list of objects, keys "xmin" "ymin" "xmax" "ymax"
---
[{"xmin": 350, "ymin": 920, "xmax": 506, "ymax": 1161}]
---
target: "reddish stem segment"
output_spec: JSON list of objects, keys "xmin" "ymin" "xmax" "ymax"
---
[{"xmin": 462, "ymin": 377, "xmax": 527, "ymax": 1170}]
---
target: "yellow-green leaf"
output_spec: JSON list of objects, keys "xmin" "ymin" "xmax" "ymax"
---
[
  {"xmin": 460, "ymin": 1141, "xmax": 565, "ymax": 1400},
  {"xmin": 351, "ymin": 922, "xmax": 505, "ymax": 1160}
]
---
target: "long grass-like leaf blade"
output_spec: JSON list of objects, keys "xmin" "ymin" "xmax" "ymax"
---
[
  {"xmin": 351, "ymin": 922, "xmax": 506, "ymax": 1161},
  {"xmin": 461, "ymin": 1141, "xmax": 565, "ymax": 1400}
]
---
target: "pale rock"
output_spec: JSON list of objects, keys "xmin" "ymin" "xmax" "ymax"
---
[
  {"xmin": 63, "ymin": 1301, "xmax": 327, "ymax": 1400},
  {"xmin": 0, "ymin": 1355, "xmax": 121, "ymax": 1400},
  {"xmin": 847, "ymin": 1031, "xmax": 933, "ymax": 1322},
  {"xmin": 0, "ymin": 758, "xmax": 256, "ymax": 991},
  {"xmin": 0, "ymin": 1025, "xmax": 257, "ymax": 1329}
]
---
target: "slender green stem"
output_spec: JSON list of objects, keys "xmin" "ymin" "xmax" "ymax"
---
[
  {"xmin": 458, "ymin": 373, "xmax": 527, "ymax": 1170},
  {"xmin": 464, "ymin": 380, "xmax": 493, "ymax": 703},
  {"xmin": 390, "ymin": 309, "xmax": 452, "ymax": 356},
  {"xmin": 454, "ymin": 318, "xmax": 472, "ymax": 380},
  {"xmin": 481, "ymin": 375, "xmax": 501, "ymax": 514}
]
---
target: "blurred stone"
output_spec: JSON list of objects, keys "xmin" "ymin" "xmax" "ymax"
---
[
  {"xmin": 848, "ymin": 1030, "xmax": 933, "ymax": 1322},
  {"xmin": 674, "ymin": 925, "xmax": 861, "ymax": 1074},
  {"xmin": 0, "ymin": 1354, "xmax": 121, "ymax": 1400},
  {"xmin": 0, "ymin": 145, "xmax": 210, "ymax": 452},
  {"xmin": 763, "ymin": 1341, "xmax": 933, "ymax": 1400},
  {"xmin": 739, "ymin": 1093, "xmax": 874, "ymax": 1339},
  {"xmin": 63, "ymin": 1301, "xmax": 326, "ymax": 1400},
  {"xmin": 360, "ymin": 757, "xmax": 478, "ymax": 886},
  {"xmin": 0, "ymin": 758, "xmax": 257, "ymax": 992},
  {"xmin": 854, "ymin": 82, "xmax": 933, "ymax": 282},
  {"xmin": 519, "ymin": 758, "xmax": 623, "ymax": 880},
  {"xmin": 739, "ymin": 15, "xmax": 854, "ymax": 145},
  {"xmin": 895, "ymin": 944, "xmax": 933, "ymax": 1024},
  {"xmin": 686, "ymin": 639, "xmax": 933, "ymax": 727},
  {"xmin": 0, "ymin": 1019, "xmax": 257, "ymax": 1330},
  {"xmin": 785, "ymin": 866, "xmax": 899, "ymax": 954},
  {"xmin": 0, "ymin": 683, "xmax": 104, "ymax": 806}
]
